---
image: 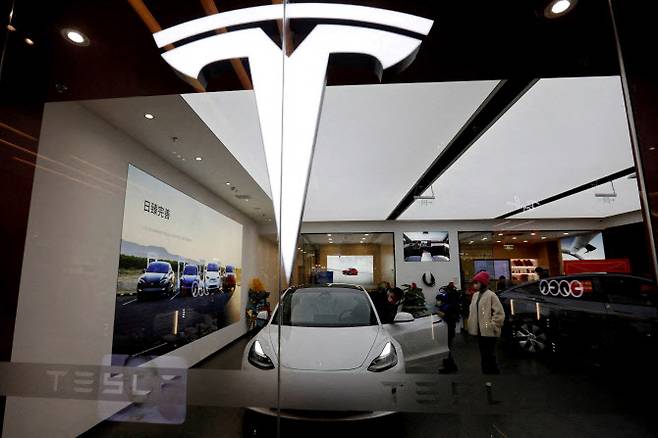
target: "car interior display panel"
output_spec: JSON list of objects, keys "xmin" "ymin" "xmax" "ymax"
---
[
  {"xmin": 560, "ymin": 232, "xmax": 606, "ymax": 260},
  {"xmin": 403, "ymin": 231, "xmax": 450, "ymax": 262},
  {"xmin": 112, "ymin": 165, "xmax": 243, "ymax": 364}
]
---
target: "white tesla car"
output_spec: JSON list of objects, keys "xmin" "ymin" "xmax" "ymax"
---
[{"xmin": 242, "ymin": 284, "xmax": 449, "ymax": 419}]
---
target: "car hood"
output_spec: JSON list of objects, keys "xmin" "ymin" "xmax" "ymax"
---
[
  {"xmin": 140, "ymin": 273, "xmax": 166, "ymax": 282},
  {"xmin": 180, "ymin": 275, "xmax": 197, "ymax": 282},
  {"xmin": 267, "ymin": 324, "xmax": 380, "ymax": 371}
]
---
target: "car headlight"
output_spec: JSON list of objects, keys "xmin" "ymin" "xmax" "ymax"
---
[
  {"xmin": 368, "ymin": 342, "xmax": 398, "ymax": 372},
  {"xmin": 248, "ymin": 340, "xmax": 275, "ymax": 370},
  {"xmin": 159, "ymin": 277, "xmax": 168, "ymax": 284}
]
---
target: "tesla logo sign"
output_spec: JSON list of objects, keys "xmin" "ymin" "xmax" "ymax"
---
[
  {"xmin": 539, "ymin": 279, "xmax": 593, "ymax": 298},
  {"xmin": 154, "ymin": 3, "xmax": 433, "ymax": 282}
]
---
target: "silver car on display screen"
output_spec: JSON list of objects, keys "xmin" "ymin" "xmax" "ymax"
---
[{"xmin": 242, "ymin": 284, "xmax": 449, "ymax": 420}]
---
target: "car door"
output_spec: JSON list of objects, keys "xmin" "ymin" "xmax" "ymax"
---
[
  {"xmin": 537, "ymin": 276, "xmax": 608, "ymax": 354},
  {"xmin": 383, "ymin": 307, "xmax": 448, "ymax": 372},
  {"xmin": 600, "ymin": 276, "xmax": 658, "ymax": 357}
]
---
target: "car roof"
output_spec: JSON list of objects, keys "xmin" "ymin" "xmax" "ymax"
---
[{"xmin": 290, "ymin": 283, "xmax": 366, "ymax": 291}]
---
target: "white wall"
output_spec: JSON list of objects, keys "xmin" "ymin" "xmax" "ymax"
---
[
  {"xmin": 3, "ymin": 102, "xmax": 277, "ymax": 437},
  {"xmin": 300, "ymin": 218, "xmax": 617, "ymax": 305}
]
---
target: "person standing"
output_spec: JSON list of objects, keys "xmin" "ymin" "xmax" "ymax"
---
[
  {"xmin": 467, "ymin": 271, "xmax": 505, "ymax": 374},
  {"xmin": 437, "ymin": 282, "xmax": 460, "ymax": 373},
  {"xmin": 380, "ymin": 287, "xmax": 404, "ymax": 324}
]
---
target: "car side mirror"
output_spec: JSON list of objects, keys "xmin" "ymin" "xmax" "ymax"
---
[
  {"xmin": 256, "ymin": 311, "xmax": 269, "ymax": 321},
  {"xmin": 393, "ymin": 312, "xmax": 414, "ymax": 323},
  {"xmin": 142, "ymin": 269, "xmax": 146, "ymax": 274}
]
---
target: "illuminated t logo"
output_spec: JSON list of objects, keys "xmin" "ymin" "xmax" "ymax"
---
[{"xmin": 155, "ymin": 3, "xmax": 433, "ymax": 282}]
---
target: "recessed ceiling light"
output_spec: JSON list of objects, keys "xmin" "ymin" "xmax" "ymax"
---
[
  {"xmin": 181, "ymin": 158, "xmax": 186, "ymax": 161},
  {"xmin": 650, "ymin": 147, "xmax": 656, "ymax": 151},
  {"xmin": 523, "ymin": 240, "xmax": 528, "ymax": 243},
  {"xmin": 482, "ymin": 237, "xmax": 488, "ymax": 241},
  {"xmin": 194, "ymin": 156, "xmax": 202, "ymax": 161},
  {"xmin": 225, "ymin": 181, "xmax": 231, "ymax": 186},
  {"xmin": 545, "ymin": 0, "xmax": 575, "ymax": 18},
  {"xmin": 498, "ymin": 233, "xmax": 503, "ymax": 236},
  {"xmin": 563, "ymin": 232, "xmax": 569, "ymax": 235},
  {"xmin": 512, "ymin": 237, "xmax": 517, "ymax": 240},
  {"xmin": 7, "ymin": 24, "xmax": 16, "ymax": 32},
  {"xmin": 244, "ymin": 198, "xmax": 249, "ymax": 202},
  {"xmin": 144, "ymin": 113, "xmax": 155, "ymax": 120},
  {"xmin": 61, "ymin": 28, "xmax": 90, "ymax": 46},
  {"xmin": 541, "ymin": 236, "xmax": 547, "ymax": 239},
  {"xmin": 364, "ymin": 233, "xmax": 369, "ymax": 236},
  {"xmin": 24, "ymin": 37, "xmax": 34, "ymax": 46},
  {"xmin": 469, "ymin": 241, "xmax": 474, "ymax": 244},
  {"xmin": 327, "ymin": 234, "xmax": 332, "ymax": 237},
  {"xmin": 551, "ymin": 0, "xmax": 571, "ymax": 14},
  {"xmin": 531, "ymin": 232, "xmax": 536, "ymax": 236},
  {"xmin": 496, "ymin": 240, "xmax": 502, "ymax": 243}
]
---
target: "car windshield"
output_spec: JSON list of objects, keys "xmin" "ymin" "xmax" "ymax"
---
[
  {"xmin": 272, "ymin": 287, "xmax": 378, "ymax": 327},
  {"xmin": 183, "ymin": 265, "xmax": 198, "ymax": 275},
  {"xmin": 146, "ymin": 262, "xmax": 169, "ymax": 273},
  {"xmin": 207, "ymin": 263, "xmax": 219, "ymax": 272}
]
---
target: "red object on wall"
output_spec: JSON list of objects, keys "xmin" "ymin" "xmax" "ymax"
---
[{"xmin": 563, "ymin": 259, "xmax": 631, "ymax": 275}]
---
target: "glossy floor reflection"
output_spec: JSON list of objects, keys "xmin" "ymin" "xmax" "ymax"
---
[{"xmin": 84, "ymin": 332, "xmax": 657, "ymax": 437}]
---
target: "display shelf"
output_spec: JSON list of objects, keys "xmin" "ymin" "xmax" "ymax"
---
[{"xmin": 510, "ymin": 258, "xmax": 539, "ymax": 283}]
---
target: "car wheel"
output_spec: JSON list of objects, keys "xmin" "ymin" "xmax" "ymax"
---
[
  {"xmin": 192, "ymin": 284, "xmax": 199, "ymax": 298},
  {"xmin": 513, "ymin": 321, "xmax": 549, "ymax": 354}
]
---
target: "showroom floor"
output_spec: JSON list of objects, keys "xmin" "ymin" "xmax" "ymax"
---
[{"xmin": 84, "ymin": 331, "xmax": 657, "ymax": 438}]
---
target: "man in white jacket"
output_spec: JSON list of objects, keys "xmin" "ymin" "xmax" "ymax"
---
[{"xmin": 468, "ymin": 271, "xmax": 506, "ymax": 374}]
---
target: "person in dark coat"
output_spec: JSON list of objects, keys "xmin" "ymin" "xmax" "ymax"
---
[
  {"xmin": 437, "ymin": 282, "xmax": 461, "ymax": 373},
  {"xmin": 380, "ymin": 287, "xmax": 404, "ymax": 324}
]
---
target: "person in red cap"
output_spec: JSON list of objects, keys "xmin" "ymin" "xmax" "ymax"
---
[{"xmin": 467, "ymin": 270, "xmax": 506, "ymax": 374}]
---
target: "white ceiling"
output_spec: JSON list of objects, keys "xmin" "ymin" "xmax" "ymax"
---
[
  {"xmin": 83, "ymin": 94, "xmax": 275, "ymax": 224},
  {"xmin": 511, "ymin": 175, "xmax": 640, "ymax": 219},
  {"xmin": 400, "ymin": 76, "xmax": 639, "ymax": 221},
  {"xmin": 82, "ymin": 75, "xmax": 641, "ymax": 226},
  {"xmin": 182, "ymin": 91, "xmax": 272, "ymax": 198},
  {"xmin": 184, "ymin": 81, "xmax": 499, "ymax": 221},
  {"xmin": 304, "ymin": 81, "xmax": 499, "ymax": 221}
]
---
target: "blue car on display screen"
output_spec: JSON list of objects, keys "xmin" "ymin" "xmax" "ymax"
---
[
  {"xmin": 137, "ymin": 261, "xmax": 176, "ymax": 300},
  {"xmin": 180, "ymin": 264, "xmax": 207, "ymax": 297}
]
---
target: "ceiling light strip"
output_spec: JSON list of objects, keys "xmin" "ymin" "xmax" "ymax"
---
[
  {"xmin": 496, "ymin": 166, "xmax": 636, "ymax": 219},
  {"xmin": 154, "ymin": 3, "xmax": 432, "ymax": 48},
  {"xmin": 387, "ymin": 78, "xmax": 538, "ymax": 220}
]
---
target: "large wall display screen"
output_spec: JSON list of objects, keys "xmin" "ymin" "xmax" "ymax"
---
[
  {"xmin": 474, "ymin": 259, "xmax": 511, "ymax": 280},
  {"xmin": 403, "ymin": 231, "xmax": 450, "ymax": 262},
  {"xmin": 327, "ymin": 255, "xmax": 374, "ymax": 285},
  {"xmin": 112, "ymin": 165, "xmax": 243, "ymax": 364},
  {"xmin": 560, "ymin": 232, "xmax": 606, "ymax": 261}
]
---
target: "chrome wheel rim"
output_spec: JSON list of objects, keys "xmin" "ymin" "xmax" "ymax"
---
[{"xmin": 515, "ymin": 323, "xmax": 548, "ymax": 353}]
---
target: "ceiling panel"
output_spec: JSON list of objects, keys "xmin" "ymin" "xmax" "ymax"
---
[
  {"xmin": 303, "ymin": 81, "xmax": 499, "ymax": 221},
  {"xmin": 184, "ymin": 81, "xmax": 499, "ymax": 222},
  {"xmin": 511, "ymin": 175, "xmax": 640, "ymax": 219},
  {"xmin": 400, "ymin": 76, "xmax": 635, "ymax": 220},
  {"xmin": 83, "ymin": 94, "xmax": 275, "ymax": 224}
]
